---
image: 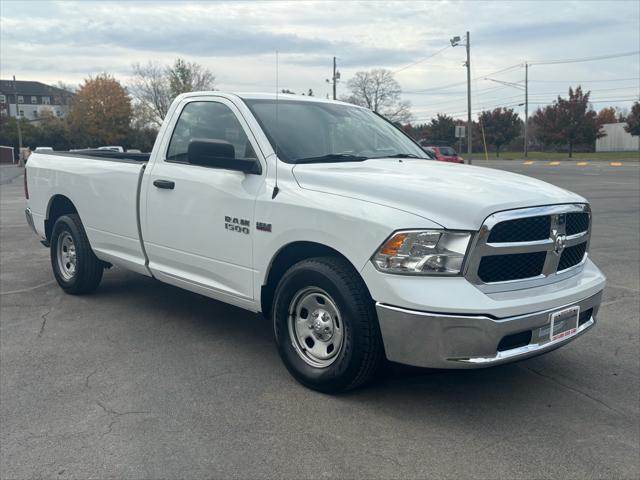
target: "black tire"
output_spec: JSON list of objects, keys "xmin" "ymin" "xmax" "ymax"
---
[
  {"xmin": 272, "ymin": 256, "xmax": 384, "ymax": 393},
  {"xmin": 50, "ymin": 214, "xmax": 104, "ymax": 294}
]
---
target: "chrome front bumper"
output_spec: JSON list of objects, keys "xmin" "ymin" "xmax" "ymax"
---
[{"xmin": 376, "ymin": 290, "xmax": 602, "ymax": 368}]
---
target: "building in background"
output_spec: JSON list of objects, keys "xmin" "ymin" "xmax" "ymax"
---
[
  {"xmin": 596, "ymin": 122, "xmax": 640, "ymax": 152},
  {"xmin": 0, "ymin": 80, "xmax": 74, "ymax": 123}
]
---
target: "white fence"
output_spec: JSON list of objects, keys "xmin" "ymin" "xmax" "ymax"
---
[{"xmin": 596, "ymin": 123, "xmax": 639, "ymax": 152}]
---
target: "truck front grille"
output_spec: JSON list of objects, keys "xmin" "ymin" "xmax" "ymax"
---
[
  {"xmin": 559, "ymin": 241, "xmax": 588, "ymax": 271},
  {"xmin": 465, "ymin": 204, "xmax": 591, "ymax": 289},
  {"xmin": 478, "ymin": 252, "xmax": 546, "ymax": 282},
  {"xmin": 487, "ymin": 216, "xmax": 550, "ymax": 243},
  {"xmin": 565, "ymin": 212, "xmax": 589, "ymax": 235}
]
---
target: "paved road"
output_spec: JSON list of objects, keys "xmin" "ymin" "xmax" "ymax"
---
[
  {"xmin": 0, "ymin": 164, "xmax": 24, "ymax": 185},
  {"xmin": 1, "ymin": 162, "xmax": 638, "ymax": 479}
]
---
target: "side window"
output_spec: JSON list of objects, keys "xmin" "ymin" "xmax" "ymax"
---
[{"xmin": 167, "ymin": 101, "xmax": 257, "ymax": 163}]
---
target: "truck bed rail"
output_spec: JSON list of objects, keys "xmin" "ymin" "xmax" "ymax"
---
[{"xmin": 37, "ymin": 150, "xmax": 150, "ymax": 163}]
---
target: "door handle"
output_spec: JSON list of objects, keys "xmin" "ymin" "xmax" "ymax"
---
[{"xmin": 153, "ymin": 179, "xmax": 175, "ymax": 190}]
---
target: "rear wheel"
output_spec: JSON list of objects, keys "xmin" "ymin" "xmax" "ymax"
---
[
  {"xmin": 273, "ymin": 257, "xmax": 383, "ymax": 392},
  {"xmin": 50, "ymin": 214, "xmax": 103, "ymax": 294}
]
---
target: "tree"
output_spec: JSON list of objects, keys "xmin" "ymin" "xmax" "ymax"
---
[
  {"xmin": 130, "ymin": 62, "xmax": 171, "ymax": 126},
  {"xmin": 342, "ymin": 69, "xmax": 411, "ymax": 123},
  {"xmin": 402, "ymin": 123, "xmax": 417, "ymax": 139},
  {"xmin": 478, "ymin": 108, "xmax": 522, "ymax": 157},
  {"xmin": 125, "ymin": 124, "xmax": 158, "ymax": 152},
  {"xmin": 596, "ymin": 107, "xmax": 617, "ymax": 127},
  {"xmin": 624, "ymin": 101, "xmax": 640, "ymax": 137},
  {"xmin": 167, "ymin": 58, "xmax": 216, "ymax": 97},
  {"xmin": 68, "ymin": 73, "xmax": 132, "ymax": 146},
  {"xmin": 532, "ymin": 86, "xmax": 601, "ymax": 157},
  {"xmin": 33, "ymin": 110, "xmax": 72, "ymax": 151},
  {"xmin": 0, "ymin": 116, "xmax": 39, "ymax": 151},
  {"xmin": 616, "ymin": 107, "xmax": 629, "ymax": 123},
  {"xmin": 130, "ymin": 58, "xmax": 215, "ymax": 127},
  {"xmin": 425, "ymin": 114, "xmax": 456, "ymax": 145}
]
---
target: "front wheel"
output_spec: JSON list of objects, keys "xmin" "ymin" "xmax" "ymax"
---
[
  {"xmin": 50, "ymin": 214, "xmax": 104, "ymax": 294},
  {"xmin": 273, "ymin": 257, "xmax": 384, "ymax": 392}
]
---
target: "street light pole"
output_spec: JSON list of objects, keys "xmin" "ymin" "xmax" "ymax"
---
[
  {"xmin": 12, "ymin": 76, "xmax": 23, "ymax": 166},
  {"xmin": 524, "ymin": 62, "xmax": 529, "ymax": 158},
  {"xmin": 451, "ymin": 33, "xmax": 473, "ymax": 165},
  {"xmin": 465, "ymin": 31, "xmax": 472, "ymax": 165}
]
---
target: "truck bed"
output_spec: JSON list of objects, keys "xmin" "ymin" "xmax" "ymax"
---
[{"xmin": 26, "ymin": 150, "xmax": 149, "ymax": 275}]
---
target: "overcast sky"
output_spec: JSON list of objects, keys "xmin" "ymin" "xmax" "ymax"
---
[{"xmin": 1, "ymin": 0, "xmax": 638, "ymax": 122}]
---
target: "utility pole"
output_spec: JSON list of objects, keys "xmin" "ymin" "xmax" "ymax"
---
[
  {"xmin": 326, "ymin": 57, "xmax": 340, "ymax": 100},
  {"xmin": 12, "ymin": 76, "xmax": 23, "ymax": 166},
  {"xmin": 450, "ymin": 33, "xmax": 472, "ymax": 164},
  {"xmin": 465, "ymin": 31, "xmax": 472, "ymax": 165},
  {"xmin": 332, "ymin": 56, "xmax": 337, "ymax": 100},
  {"xmin": 524, "ymin": 62, "xmax": 529, "ymax": 158}
]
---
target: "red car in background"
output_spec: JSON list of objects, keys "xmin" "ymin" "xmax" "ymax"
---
[{"xmin": 422, "ymin": 145, "xmax": 464, "ymax": 164}]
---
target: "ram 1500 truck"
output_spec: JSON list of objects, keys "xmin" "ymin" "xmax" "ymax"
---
[{"xmin": 25, "ymin": 92, "xmax": 606, "ymax": 392}]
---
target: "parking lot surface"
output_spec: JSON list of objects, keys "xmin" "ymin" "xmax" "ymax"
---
[{"xmin": 1, "ymin": 160, "xmax": 638, "ymax": 479}]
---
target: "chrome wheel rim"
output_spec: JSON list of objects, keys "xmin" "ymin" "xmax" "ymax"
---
[
  {"xmin": 57, "ymin": 231, "xmax": 77, "ymax": 280},
  {"xmin": 288, "ymin": 287, "xmax": 344, "ymax": 368}
]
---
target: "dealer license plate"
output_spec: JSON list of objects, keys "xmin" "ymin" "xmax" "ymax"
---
[{"xmin": 549, "ymin": 305, "xmax": 580, "ymax": 341}]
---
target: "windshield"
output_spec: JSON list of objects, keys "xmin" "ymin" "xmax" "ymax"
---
[
  {"xmin": 439, "ymin": 146, "xmax": 457, "ymax": 156},
  {"xmin": 243, "ymin": 99, "xmax": 427, "ymax": 164}
]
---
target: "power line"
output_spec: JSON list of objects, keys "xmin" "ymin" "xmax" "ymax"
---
[
  {"xmin": 409, "ymin": 84, "xmax": 513, "ymax": 97},
  {"xmin": 526, "ymin": 85, "xmax": 640, "ymax": 96},
  {"xmin": 407, "ymin": 50, "xmax": 638, "ymax": 93},
  {"xmin": 412, "ymin": 84, "xmax": 638, "ymax": 112},
  {"xmin": 408, "ymin": 86, "xmax": 513, "ymax": 110},
  {"xmin": 404, "ymin": 63, "xmax": 522, "ymax": 93},
  {"xmin": 529, "ymin": 50, "xmax": 640, "ymax": 66},
  {"xmin": 410, "ymin": 85, "xmax": 639, "ymax": 112},
  {"xmin": 393, "ymin": 45, "xmax": 451, "ymax": 74},
  {"xmin": 529, "ymin": 77, "xmax": 640, "ymax": 83},
  {"xmin": 404, "ymin": 49, "xmax": 638, "ymax": 122},
  {"xmin": 410, "ymin": 95, "xmax": 638, "ymax": 122}
]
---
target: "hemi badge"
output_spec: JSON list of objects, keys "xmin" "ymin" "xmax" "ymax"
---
[{"xmin": 257, "ymin": 222, "xmax": 272, "ymax": 232}]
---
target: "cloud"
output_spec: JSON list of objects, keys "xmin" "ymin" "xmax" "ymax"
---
[
  {"xmin": 4, "ymin": 23, "xmax": 336, "ymax": 57},
  {"xmin": 1, "ymin": 0, "xmax": 637, "ymax": 118},
  {"xmin": 477, "ymin": 19, "xmax": 621, "ymax": 45}
]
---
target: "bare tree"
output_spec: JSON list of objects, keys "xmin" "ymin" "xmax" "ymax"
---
[
  {"xmin": 342, "ymin": 69, "xmax": 411, "ymax": 123},
  {"xmin": 130, "ymin": 58, "xmax": 216, "ymax": 127},
  {"xmin": 130, "ymin": 62, "xmax": 172, "ymax": 127}
]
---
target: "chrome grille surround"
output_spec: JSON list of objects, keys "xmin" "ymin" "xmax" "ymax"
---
[{"xmin": 465, "ymin": 204, "xmax": 591, "ymax": 293}]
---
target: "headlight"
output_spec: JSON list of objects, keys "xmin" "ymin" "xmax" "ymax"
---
[{"xmin": 372, "ymin": 230, "xmax": 472, "ymax": 275}]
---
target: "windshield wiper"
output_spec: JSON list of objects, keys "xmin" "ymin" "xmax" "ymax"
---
[
  {"xmin": 368, "ymin": 153, "xmax": 427, "ymax": 159},
  {"xmin": 294, "ymin": 153, "xmax": 369, "ymax": 164}
]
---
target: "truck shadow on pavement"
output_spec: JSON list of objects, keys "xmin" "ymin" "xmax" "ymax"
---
[{"xmin": 90, "ymin": 267, "xmax": 547, "ymax": 404}]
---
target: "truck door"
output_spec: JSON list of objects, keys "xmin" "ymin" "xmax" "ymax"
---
[{"xmin": 142, "ymin": 97, "xmax": 265, "ymax": 307}]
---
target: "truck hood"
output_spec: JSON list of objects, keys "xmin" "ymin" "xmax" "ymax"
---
[{"xmin": 292, "ymin": 159, "xmax": 586, "ymax": 230}]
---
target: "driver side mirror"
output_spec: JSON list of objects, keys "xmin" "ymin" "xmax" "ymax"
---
[{"xmin": 187, "ymin": 139, "xmax": 261, "ymax": 174}]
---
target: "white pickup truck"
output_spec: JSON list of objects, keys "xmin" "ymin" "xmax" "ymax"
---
[{"xmin": 25, "ymin": 92, "xmax": 605, "ymax": 392}]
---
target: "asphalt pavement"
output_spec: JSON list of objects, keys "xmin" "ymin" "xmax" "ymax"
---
[{"xmin": 1, "ymin": 160, "xmax": 638, "ymax": 479}]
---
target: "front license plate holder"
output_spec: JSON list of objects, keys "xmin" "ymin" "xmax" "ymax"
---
[{"xmin": 549, "ymin": 305, "xmax": 580, "ymax": 341}]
